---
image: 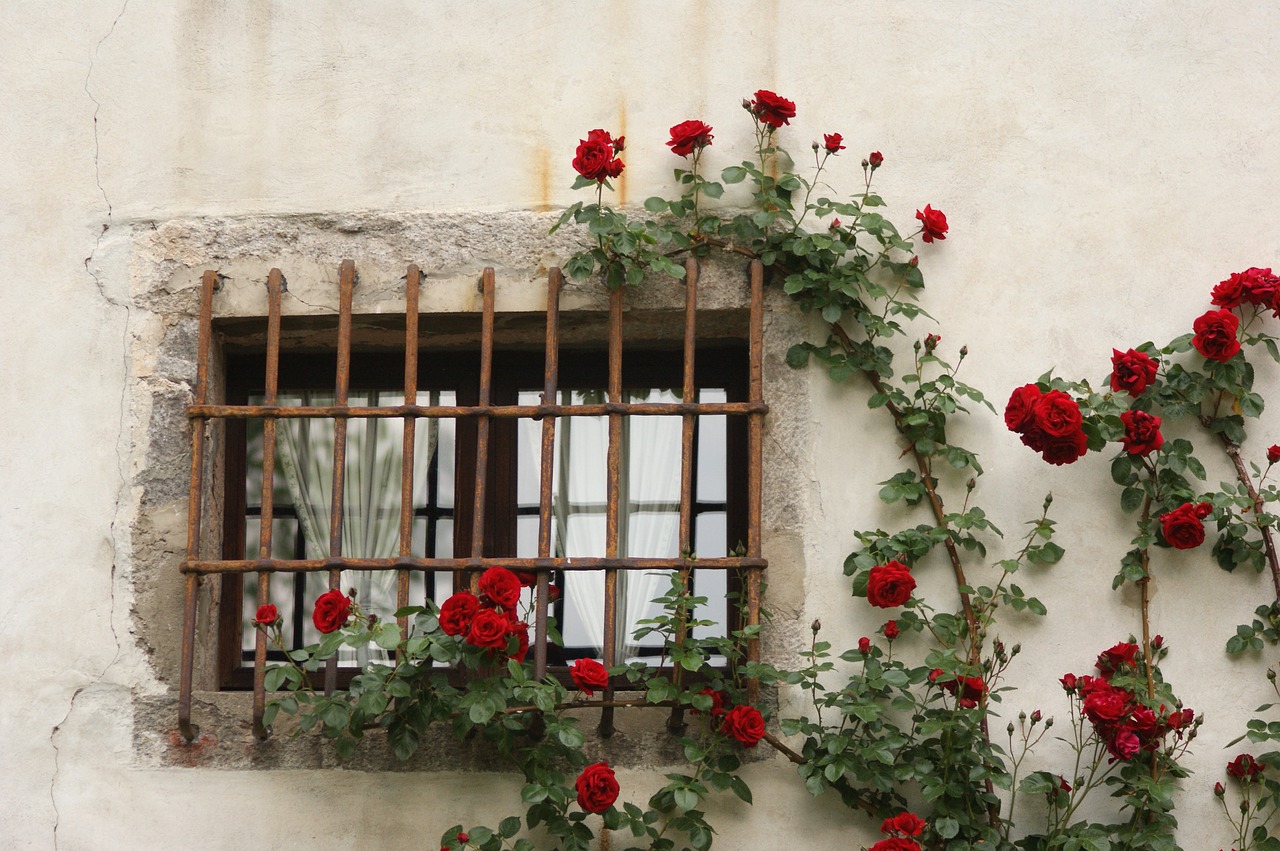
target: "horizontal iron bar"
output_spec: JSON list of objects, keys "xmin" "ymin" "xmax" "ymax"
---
[
  {"xmin": 180, "ymin": 556, "xmax": 768, "ymax": 574},
  {"xmin": 186, "ymin": 401, "xmax": 769, "ymax": 420}
]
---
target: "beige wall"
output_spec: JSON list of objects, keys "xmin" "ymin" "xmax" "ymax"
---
[{"xmin": 4, "ymin": 1, "xmax": 1280, "ymax": 848}]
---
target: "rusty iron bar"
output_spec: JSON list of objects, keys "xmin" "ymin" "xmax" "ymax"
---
[
  {"xmin": 462, "ymin": 268, "xmax": 496, "ymax": 596},
  {"xmin": 668, "ymin": 257, "xmax": 699, "ymax": 734},
  {"xmin": 251, "ymin": 269, "xmax": 285, "ymax": 740},
  {"xmin": 534, "ymin": 269, "xmax": 562, "ymax": 682},
  {"xmin": 182, "ymin": 556, "xmax": 767, "ymax": 574},
  {"xmin": 178, "ymin": 269, "xmax": 218, "ymax": 742},
  {"xmin": 746, "ymin": 260, "xmax": 765, "ymax": 705},
  {"xmin": 323, "ymin": 260, "xmax": 357, "ymax": 695},
  {"xmin": 397, "ymin": 265, "xmax": 421, "ymax": 642},
  {"xmin": 187, "ymin": 401, "xmax": 767, "ymax": 420},
  {"xmin": 600, "ymin": 285, "xmax": 624, "ymax": 738}
]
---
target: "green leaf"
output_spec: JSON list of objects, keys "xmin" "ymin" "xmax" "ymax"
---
[
  {"xmin": 722, "ymin": 166, "xmax": 748, "ymax": 184},
  {"xmin": 499, "ymin": 816, "xmax": 522, "ymax": 838},
  {"xmin": 644, "ymin": 196, "xmax": 669, "ymax": 213},
  {"xmin": 701, "ymin": 182, "xmax": 724, "ymax": 200}
]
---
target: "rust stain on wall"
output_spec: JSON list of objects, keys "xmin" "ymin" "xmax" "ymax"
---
[
  {"xmin": 534, "ymin": 145, "xmax": 552, "ymax": 212},
  {"xmin": 616, "ymin": 96, "xmax": 628, "ymax": 208}
]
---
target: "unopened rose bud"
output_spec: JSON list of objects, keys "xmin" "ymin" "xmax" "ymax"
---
[
  {"xmin": 367, "ymin": 614, "xmax": 378, "ymax": 625},
  {"xmin": 1044, "ymin": 717, "xmax": 1054, "ymax": 729},
  {"xmin": 811, "ymin": 618, "xmax": 822, "ymax": 634},
  {"xmin": 1031, "ymin": 710, "xmax": 1042, "ymax": 724},
  {"xmin": 1269, "ymin": 668, "xmax": 1276, "ymax": 682},
  {"xmin": 457, "ymin": 833, "xmax": 470, "ymax": 844},
  {"xmin": 348, "ymin": 587, "xmax": 358, "ymax": 598},
  {"xmin": 1018, "ymin": 711, "xmax": 1027, "ymax": 723},
  {"xmin": 1242, "ymin": 799, "xmax": 1251, "ymax": 814},
  {"xmin": 1010, "ymin": 643, "xmax": 1021, "ymax": 657},
  {"xmin": 1007, "ymin": 721, "xmax": 1015, "ymax": 735},
  {"xmin": 960, "ymin": 345, "xmax": 969, "ymax": 358},
  {"xmin": 909, "ymin": 256, "xmax": 919, "ymax": 268},
  {"xmin": 812, "ymin": 140, "xmax": 820, "ymax": 152},
  {"xmin": 966, "ymin": 478, "xmax": 977, "ymax": 492},
  {"xmin": 1214, "ymin": 781, "xmax": 1226, "ymax": 797},
  {"xmin": 741, "ymin": 98, "xmax": 753, "ymax": 111},
  {"xmin": 861, "ymin": 158, "xmax": 870, "ymax": 169},
  {"xmin": 869, "ymin": 151, "xmax": 884, "ymax": 168},
  {"xmin": 858, "ymin": 637, "xmax": 871, "ymax": 655},
  {"xmin": 1151, "ymin": 635, "xmax": 1164, "ymax": 650}
]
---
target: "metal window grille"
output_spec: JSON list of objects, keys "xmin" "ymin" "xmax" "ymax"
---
[{"xmin": 178, "ymin": 258, "xmax": 767, "ymax": 741}]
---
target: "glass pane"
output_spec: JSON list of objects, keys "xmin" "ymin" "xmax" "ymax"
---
[{"xmin": 696, "ymin": 389, "xmax": 727, "ymax": 504}]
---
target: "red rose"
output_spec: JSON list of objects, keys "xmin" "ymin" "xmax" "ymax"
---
[
  {"xmin": 880, "ymin": 812, "xmax": 926, "ymax": 837},
  {"xmin": 866, "ymin": 560, "xmax": 916, "ymax": 608},
  {"xmin": 514, "ymin": 570, "xmax": 538, "ymax": 588},
  {"xmin": 572, "ymin": 129, "xmax": 624, "ymax": 183},
  {"xmin": 1039, "ymin": 429, "xmax": 1089, "ymax": 466},
  {"xmin": 1212, "ymin": 271, "xmax": 1251, "ymax": 308},
  {"xmin": 869, "ymin": 151, "xmax": 884, "ymax": 167},
  {"xmin": 1268, "ymin": 445, "xmax": 1280, "ymax": 464},
  {"xmin": 1107, "ymin": 727, "xmax": 1141, "ymax": 761},
  {"xmin": 311, "ymin": 590, "xmax": 351, "ymax": 634},
  {"xmin": 456, "ymin": 833, "xmax": 469, "ymax": 843},
  {"xmin": 1004, "ymin": 384, "xmax": 1043, "ymax": 432},
  {"xmin": 822, "ymin": 132, "xmax": 845, "ymax": 153},
  {"xmin": 1192, "ymin": 309, "xmax": 1241, "ymax": 362},
  {"xmin": 439, "ymin": 592, "xmax": 479, "ymax": 637},
  {"xmin": 1160, "ymin": 501, "xmax": 1212, "ymax": 549},
  {"xmin": 692, "ymin": 687, "xmax": 726, "ymax": 717},
  {"xmin": 869, "ymin": 840, "xmax": 922, "ymax": 851},
  {"xmin": 1095, "ymin": 642, "xmax": 1139, "ymax": 677},
  {"xmin": 508, "ymin": 616, "xmax": 530, "ymax": 662},
  {"xmin": 666, "ymin": 119, "xmax": 714, "ymax": 157},
  {"xmin": 570, "ymin": 658, "xmax": 609, "ymax": 696},
  {"xmin": 915, "ymin": 205, "xmax": 949, "ymax": 243},
  {"xmin": 722, "ymin": 704, "xmax": 766, "ymax": 748},
  {"xmin": 1110, "ymin": 348, "xmax": 1159, "ymax": 397},
  {"xmin": 1220, "ymin": 266, "xmax": 1280, "ymax": 308},
  {"xmin": 1082, "ymin": 683, "xmax": 1131, "ymax": 725},
  {"xmin": 1060, "ymin": 673, "xmax": 1078, "ymax": 692},
  {"xmin": 1227, "ymin": 753, "xmax": 1264, "ymax": 782},
  {"xmin": 1032, "ymin": 390, "xmax": 1083, "ymax": 438},
  {"xmin": 883, "ymin": 620, "xmax": 900, "ymax": 640},
  {"xmin": 1120, "ymin": 409, "xmax": 1163, "ymax": 456},
  {"xmin": 254, "ymin": 604, "xmax": 278, "ymax": 627},
  {"xmin": 478, "ymin": 566, "xmax": 521, "ymax": 610},
  {"xmin": 749, "ymin": 89, "xmax": 796, "ymax": 128},
  {"xmin": 466, "ymin": 607, "xmax": 512, "ymax": 649},
  {"xmin": 575, "ymin": 762, "xmax": 619, "ymax": 813},
  {"xmin": 858, "ymin": 637, "xmax": 872, "ymax": 655}
]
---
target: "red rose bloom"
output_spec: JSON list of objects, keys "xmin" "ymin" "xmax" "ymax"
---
[
  {"xmin": 570, "ymin": 658, "xmax": 610, "ymax": 696},
  {"xmin": 438, "ymin": 591, "xmax": 480, "ymax": 637},
  {"xmin": 866, "ymin": 560, "xmax": 916, "ymax": 608},
  {"xmin": 1160, "ymin": 501, "xmax": 1212, "ymax": 549},
  {"xmin": 575, "ymin": 762, "xmax": 620, "ymax": 813},
  {"xmin": 514, "ymin": 570, "xmax": 538, "ymax": 587},
  {"xmin": 1004, "ymin": 384, "xmax": 1043, "ymax": 432},
  {"xmin": 1082, "ymin": 684, "xmax": 1131, "ymax": 725},
  {"xmin": 572, "ymin": 129, "xmax": 624, "ymax": 183},
  {"xmin": 478, "ymin": 566, "xmax": 521, "ymax": 610},
  {"xmin": 883, "ymin": 620, "xmax": 900, "ymax": 640},
  {"xmin": 254, "ymin": 604, "xmax": 278, "ymax": 627},
  {"xmin": 1120, "ymin": 409, "xmax": 1164, "ymax": 456},
  {"xmin": 1268, "ymin": 445, "xmax": 1280, "ymax": 464},
  {"xmin": 1192, "ymin": 309, "xmax": 1241, "ymax": 362},
  {"xmin": 666, "ymin": 119, "xmax": 714, "ymax": 157},
  {"xmin": 880, "ymin": 812, "xmax": 927, "ymax": 837},
  {"xmin": 750, "ymin": 89, "xmax": 796, "ymax": 128},
  {"xmin": 1227, "ymin": 753, "xmax": 1264, "ymax": 782},
  {"xmin": 1033, "ymin": 390, "xmax": 1084, "ymax": 438},
  {"xmin": 1110, "ymin": 348, "xmax": 1159, "ymax": 397},
  {"xmin": 722, "ymin": 704, "xmax": 766, "ymax": 747},
  {"xmin": 1060, "ymin": 673, "xmax": 1078, "ymax": 692},
  {"xmin": 311, "ymin": 590, "xmax": 351, "ymax": 634},
  {"xmin": 869, "ymin": 151, "xmax": 884, "ymax": 167},
  {"xmin": 1039, "ymin": 429, "xmax": 1090, "ymax": 466},
  {"xmin": 466, "ymin": 607, "xmax": 512, "ymax": 649},
  {"xmin": 823, "ymin": 132, "xmax": 845, "ymax": 153},
  {"xmin": 915, "ymin": 205, "xmax": 949, "ymax": 243},
  {"xmin": 1212, "ymin": 271, "xmax": 1251, "ymax": 308},
  {"xmin": 507, "ymin": 616, "xmax": 530, "ymax": 662},
  {"xmin": 869, "ymin": 840, "xmax": 922, "ymax": 851},
  {"xmin": 1220, "ymin": 266, "xmax": 1280, "ymax": 309},
  {"xmin": 692, "ymin": 687, "xmax": 726, "ymax": 717},
  {"xmin": 1096, "ymin": 642, "xmax": 1139, "ymax": 677},
  {"xmin": 1107, "ymin": 727, "xmax": 1141, "ymax": 761}
]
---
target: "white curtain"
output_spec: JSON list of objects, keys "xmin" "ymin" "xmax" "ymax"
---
[
  {"xmin": 540, "ymin": 390, "xmax": 683, "ymax": 660},
  {"xmin": 275, "ymin": 390, "xmax": 436, "ymax": 664}
]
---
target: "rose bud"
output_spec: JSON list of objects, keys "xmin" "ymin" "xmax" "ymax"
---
[
  {"xmin": 858, "ymin": 637, "xmax": 871, "ymax": 655},
  {"xmin": 909, "ymin": 256, "xmax": 919, "ymax": 268},
  {"xmin": 869, "ymin": 151, "xmax": 884, "ymax": 167},
  {"xmin": 1044, "ymin": 717, "xmax": 1054, "ymax": 729},
  {"xmin": 1007, "ymin": 722, "xmax": 1016, "ymax": 735},
  {"xmin": 1019, "ymin": 711, "xmax": 1027, "ymax": 723},
  {"xmin": 861, "ymin": 158, "xmax": 870, "ymax": 168},
  {"xmin": 1215, "ymin": 781, "xmax": 1225, "ymax": 797},
  {"xmin": 1151, "ymin": 635, "xmax": 1164, "ymax": 650},
  {"xmin": 457, "ymin": 833, "xmax": 470, "ymax": 843},
  {"xmin": 1270, "ymin": 668, "xmax": 1277, "ymax": 682},
  {"xmin": 1031, "ymin": 710, "xmax": 1042, "ymax": 724},
  {"xmin": 811, "ymin": 618, "xmax": 822, "ymax": 633},
  {"xmin": 1269, "ymin": 445, "xmax": 1280, "ymax": 465}
]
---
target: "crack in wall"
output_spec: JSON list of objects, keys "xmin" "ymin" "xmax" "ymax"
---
[{"xmin": 54, "ymin": 2, "xmax": 133, "ymax": 847}]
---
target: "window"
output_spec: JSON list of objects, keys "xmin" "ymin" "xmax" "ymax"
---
[{"xmin": 177, "ymin": 260, "xmax": 765, "ymax": 741}]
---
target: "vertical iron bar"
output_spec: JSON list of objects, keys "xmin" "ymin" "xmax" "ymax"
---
[
  {"xmin": 397, "ymin": 265, "xmax": 421, "ymax": 642},
  {"xmin": 324, "ymin": 259, "xmax": 356, "ymax": 695},
  {"xmin": 251, "ymin": 269, "xmax": 284, "ymax": 739},
  {"xmin": 535, "ymin": 269, "xmax": 562, "ymax": 681},
  {"xmin": 668, "ymin": 258, "xmax": 699, "ymax": 733},
  {"xmin": 179, "ymin": 269, "xmax": 217, "ymax": 741},
  {"xmin": 746, "ymin": 260, "xmax": 764, "ymax": 705},
  {"xmin": 468, "ymin": 268, "xmax": 496, "ymax": 592},
  {"xmin": 600, "ymin": 285, "xmax": 624, "ymax": 737}
]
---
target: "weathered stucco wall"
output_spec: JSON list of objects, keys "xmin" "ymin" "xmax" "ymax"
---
[{"xmin": 4, "ymin": 1, "xmax": 1280, "ymax": 848}]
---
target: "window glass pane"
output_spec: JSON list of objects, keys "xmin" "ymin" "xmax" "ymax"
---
[{"xmin": 696, "ymin": 389, "xmax": 727, "ymax": 504}]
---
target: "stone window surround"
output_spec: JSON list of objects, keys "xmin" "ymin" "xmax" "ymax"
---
[{"xmin": 122, "ymin": 212, "xmax": 814, "ymax": 769}]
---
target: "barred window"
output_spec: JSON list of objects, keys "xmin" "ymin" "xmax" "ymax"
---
[{"xmin": 178, "ymin": 260, "xmax": 766, "ymax": 741}]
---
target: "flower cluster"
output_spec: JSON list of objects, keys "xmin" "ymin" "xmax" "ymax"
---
[
  {"xmin": 928, "ymin": 668, "xmax": 987, "ymax": 709},
  {"xmin": 572, "ymin": 128, "xmax": 625, "ymax": 183},
  {"xmin": 868, "ymin": 810, "xmax": 926, "ymax": 850},
  {"xmin": 1210, "ymin": 266, "xmax": 1280, "ymax": 312},
  {"xmin": 1226, "ymin": 752, "xmax": 1264, "ymax": 783},
  {"xmin": 1158, "ymin": 501, "xmax": 1213, "ymax": 550},
  {"xmin": 1004, "ymin": 385, "xmax": 1089, "ymax": 465},
  {"xmin": 1060, "ymin": 643, "xmax": 1195, "ymax": 762},
  {"xmin": 437, "ymin": 567, "xmax": 530, "ymax": 662}
]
